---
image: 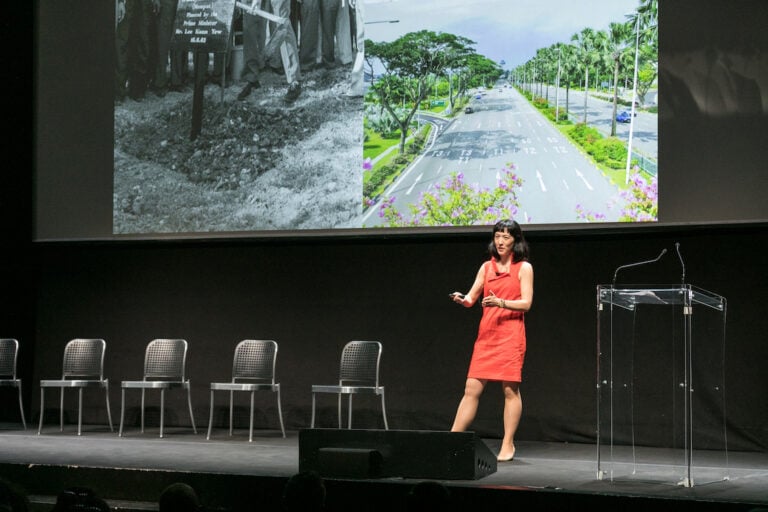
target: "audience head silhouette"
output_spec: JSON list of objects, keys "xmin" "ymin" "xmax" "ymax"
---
[
  {"xmin": 282, "ymin": 471, "xmax": 326, "ymax": 512},
  {"xmin": 52, "ymin": 487, "xmax": 109, "ymax": 512},
  {"xmin": 0, "ymin": 478, "xmax": 29, "ymax": 512},
  {"xmin": 159, "ymin": 483, "xmax": 199, "ymax": 512},
  {"xmin": 406, "ymin": 481, "xmax": 452, "ymax": 512}
]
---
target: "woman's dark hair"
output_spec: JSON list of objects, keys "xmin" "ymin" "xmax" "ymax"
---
[{"xmin": 488, "ymin": 219, "xmax": 529, "ymax": 263}]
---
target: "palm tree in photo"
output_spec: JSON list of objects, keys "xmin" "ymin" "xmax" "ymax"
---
[
  {"xmin": 571, "ymin": 27, "xmax": 602, "ymax": 124},
  {"xmin": 558, "ymin": 42, "xmax": 579, "ymax": 122},
  {"xmin": 606, "ymin": 21, "xmax": 636, "ymax": 136}
]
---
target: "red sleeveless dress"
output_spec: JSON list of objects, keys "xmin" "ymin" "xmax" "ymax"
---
[{"xmin": 467, "ymin": 258, "xmax": 527, "ymax": 382}]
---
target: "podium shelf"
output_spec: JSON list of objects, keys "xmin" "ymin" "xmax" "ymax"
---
[{"xmin": 597, "ymin": 284, "xmax": 725, "ymax": 311}]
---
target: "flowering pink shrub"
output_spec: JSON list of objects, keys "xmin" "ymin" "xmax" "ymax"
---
[
  {"xmin": 576, "ymin": 166, "xmax": 658, "ymax": 222},
  {"xmin": 377, "ymin": 166, "xmax": 524, "ymax": 227}
]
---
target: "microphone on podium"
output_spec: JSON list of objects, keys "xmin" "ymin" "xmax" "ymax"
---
[{"xmin": 612, "ymin": 248, "xmax": 667, "ymax": 286}]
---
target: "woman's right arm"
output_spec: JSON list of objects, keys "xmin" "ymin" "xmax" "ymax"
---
[{"xmin": 452, "ymin": 263, "xmax": 486, "ymax": 307}]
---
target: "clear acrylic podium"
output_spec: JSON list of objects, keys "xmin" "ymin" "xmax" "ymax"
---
[{"xmin": 596, "ymin": 284, "xmax": 728, "ymax": 488}]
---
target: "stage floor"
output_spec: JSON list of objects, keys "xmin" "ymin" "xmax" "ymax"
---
[{"xmin": 1, "ymin": 425, "xmax": 766, "ymax": 511}]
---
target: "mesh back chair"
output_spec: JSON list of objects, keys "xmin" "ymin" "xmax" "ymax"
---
[
  {"xmin": 206, "ymin": 340, "xmax": 285, "ymax": 441},
  {"xmin": 311, "ymin": 340, "xmax": 388, "ymax": 429},
  {"xmin": 0, "ymin": 338, "xmax": 26, "ymax": 429},
  {"xmin": 119, "ymin": 339, "xmax": 197, "ymax": 438},
  {"xmin": 38, "ymin": 338, "xmax": 113, "ymax": 435}
]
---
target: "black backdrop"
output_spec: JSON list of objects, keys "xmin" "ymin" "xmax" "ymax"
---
[
  {"xmin": 4, "ymin": 226, "xmax": 767, "ymax": 451},
  {"xmin": 4, "ymin": 0, "xmax": 767, "ymax": 452}
]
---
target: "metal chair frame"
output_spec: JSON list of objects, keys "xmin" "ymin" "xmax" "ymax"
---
[
  {"xmin": 311, "ymin": 340, "xmax": 388, "ymax": 430},
  {"xmin": 207, "ymin": 340, "xmax": 285, "ymax": 441},
  {"xmin": 38, "ymin": 338, "xmax": 113, "ymax": 435},
  {"xmin": 0, "ymin": 338, "xmax": 27, "ymax": 429},
  {"xmin": 119, "ymin": 339, "xmax": 197, "ymax": 438}
]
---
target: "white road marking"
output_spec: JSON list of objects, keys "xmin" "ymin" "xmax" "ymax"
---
[{"xmin": 574, "ymin": 168, "xmax": 594, "ymax": 190}]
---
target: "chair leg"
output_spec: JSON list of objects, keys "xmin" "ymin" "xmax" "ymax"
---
[
  {"xmin": 229, "ymin": 390, "xmax": 234, "ymax": 437},
  {"xmin": 337, "ymin": 394, "xmax": 343, "ymax": 429},
  {"xmin": 276, "ymin": 386, "xmax": 286, "ymax": 438},
  {"xmin": 140, "ymin": 389, "xmax": 146, "ymax": 433},
  {"xmin": 119, "ymin": 388, "xmax": 126, "ymax": 437},
  {"xmin": 77, "ymin": 388, "xmax": 83, "ymax": 436},
  {"xmin": 207, "ymin": 389, "xmax": 215, "ymax": 440},
  {"xmin": 380, "ymin": 389, "xmax": 388, "ymax": 430},
  {"xmin": 38, "ymin": 388, "xmax": 45, "ymax": 435},
  {"xmin": 347, "ymin": 394, "xmax": 353, "ymax": 429},
  {"xmin": 17, "ymin": 384, "xmax": 26, "ymax": 429},
  {"xmin": 59, "ymin": 389, "xmax": 65, "ymax": 432},
  {"xmin": 105, "ymin": 384, "xmax": 114, "ymax": 432},
  {"xmin": 311, "ymin": 393, "xmax": 316, "ymax": 428},
  {"xmin": 248, "ymin": 391, "xmax": 254, "ymax": 443},
  {"xmin": 160, "ymin": 389, "xmax": 165, "ymax": 438},
  {"xmin": 186, "ymin": 387, "xmax": 197, "ymax": 434}
]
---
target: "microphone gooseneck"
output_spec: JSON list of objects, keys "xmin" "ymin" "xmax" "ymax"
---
[
  {"xmin": 675, "ymin": 242, "xmax": 686, "ymax": 285},
  {"xmin": 612, "ymin": 248, "xmax": 668, "ymax": 287}
]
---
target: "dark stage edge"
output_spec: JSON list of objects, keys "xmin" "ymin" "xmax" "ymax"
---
[{"xmin": 0, "ymin": 426, "xmax": 766, "ymax": 512}]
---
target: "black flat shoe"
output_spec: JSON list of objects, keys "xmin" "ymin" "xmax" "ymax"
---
[
  {"xmin": 237, "ymin": 81, "xmax": 260, "ymax": 100},
  {"xmin": 284, "ymin": 81, "xmax": 301, "ymax": 103}
]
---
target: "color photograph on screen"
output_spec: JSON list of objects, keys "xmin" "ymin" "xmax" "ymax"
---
[{"xmin": 112, "ymin": 0, "xmax": 657, "ymax": 235}]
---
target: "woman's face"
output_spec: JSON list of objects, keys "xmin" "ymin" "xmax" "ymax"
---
[{"xmin": 494, "ymin": 229, "xmax": 514, "ymax": 256}]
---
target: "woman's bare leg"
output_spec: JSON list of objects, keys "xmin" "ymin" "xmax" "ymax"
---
[
  {"xmin": 498, "ymin": 381, "xmax": 521, "ymax": 461},
  {"xmin": 450, "ymin": 378, "xmax": 486, "ymax": 431}
]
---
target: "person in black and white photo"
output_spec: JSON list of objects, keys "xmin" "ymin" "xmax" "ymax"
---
[{"xmin": 237, "ymin": 0, "xmax": 302, "ymax": 103}]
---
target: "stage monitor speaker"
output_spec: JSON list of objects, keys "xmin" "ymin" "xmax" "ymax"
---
[{"xmin": 299, "ymin": 429, "xmax": 497, "ymax": 480}]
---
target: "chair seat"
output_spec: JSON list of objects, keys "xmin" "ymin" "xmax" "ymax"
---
[
  {"xmin": 121, "ymin": 380, "xmax": 189, "ymax": 390},
  {"xmin": 118, "ymin": 339, "xmax": 196, "ymax": 438},
  {"xmin": 1, "ymin": 339, "xmax": 26, "ymax": 429},
  {"xmin": 40, "ymin": 379, "xmax": 109, "ymax": 388},
  {"xmin": 206, "ymin": 340, "xmax": 285, "ymax": 441},
  {"xmin": 310, "ymin": 341, "xmax": 388, "ymax": 430},
  {"xmin": 38, "ymin": 339, "xmax": 112, "ymax": 436},
  {"xmin": 211, "ymin": 382, "xmax": 279, "ymax": 392},
  {"xmin": 312, "ymin": 384, "xmax": 384, "ymax": 394}
]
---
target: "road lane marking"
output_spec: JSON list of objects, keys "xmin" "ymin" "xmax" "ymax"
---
[
  {"xmin": 574, "ymin": 169, "xmax": 594, "ymax": 190},
  {"xmin": 407, "ymin": 173, "xmax": 423, "ymax": 195}
]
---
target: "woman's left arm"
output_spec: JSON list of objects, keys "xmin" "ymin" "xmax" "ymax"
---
[{"xmin": 499, "ymin": 262, "xmax": 533, "ymax": 312}]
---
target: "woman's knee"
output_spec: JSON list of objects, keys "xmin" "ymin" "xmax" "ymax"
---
[
  {"xmin": 464, "ymin": 378, "xmax": 486, "ymax": 397},
  {"xmin": 502, "ymin": 381, "xmax": 521, "ymax": 398}
]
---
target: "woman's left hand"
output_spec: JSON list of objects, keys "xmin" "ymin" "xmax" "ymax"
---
[{"xmin": 481, "ymin": 291, "xmax": 502, "ymax": 308}]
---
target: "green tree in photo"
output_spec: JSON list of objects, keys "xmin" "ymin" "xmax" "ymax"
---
[{"xmin": 365, "ymin": 31, "xmax": 479, "ymax": 154}]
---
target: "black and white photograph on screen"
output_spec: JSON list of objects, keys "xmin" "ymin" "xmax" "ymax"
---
[
  {"xmin": 113, "ymin": 0, "xmax": 365, "ymax": 234},
  {"xmin": 361, "ymin": 0, "xmax": 658, "ymax": 228}
]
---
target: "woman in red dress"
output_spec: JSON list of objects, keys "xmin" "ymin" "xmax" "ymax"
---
[{"xmin": 449, "ymin": 219, "xmax": 533, "ymax": 462}]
